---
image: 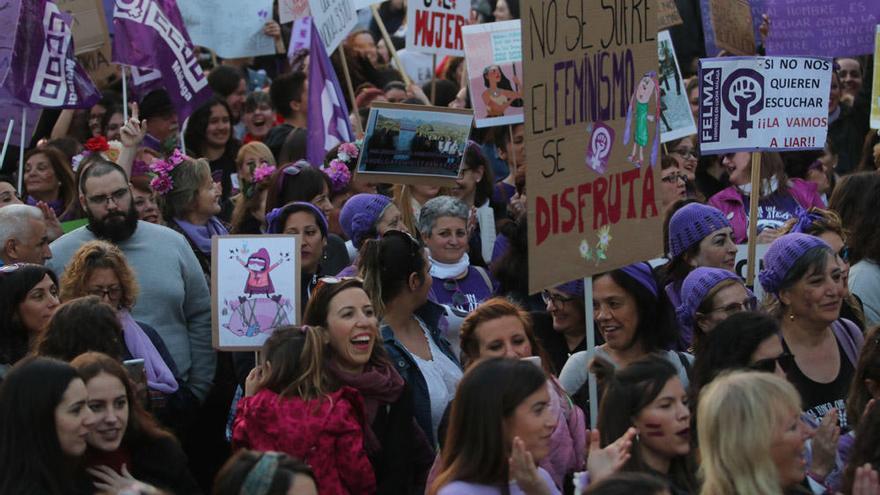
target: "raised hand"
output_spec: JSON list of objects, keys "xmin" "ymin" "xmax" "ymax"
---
[{"xmin": 586, "ymin": 427, "xmax": 636, "ymax": 484}]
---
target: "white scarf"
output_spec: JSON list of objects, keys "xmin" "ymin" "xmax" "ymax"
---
[{"xmin": 429, "ymin": 253, "xmax": 470, "ymax": 279}]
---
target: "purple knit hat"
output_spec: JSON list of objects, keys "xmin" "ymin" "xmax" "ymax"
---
[
  {"xmin": 266, "ymin": 201, "xmax": 329, "ymax": 237},
  {"xmin": 339, "ymin": 194, "xmax": 393, "ymax": 249},
  {"xmin": 555, "ymin": 279, "xmax": 585, "ymax": 298},
  {"xmin": 619, "ymin": 262, "xmax": 659, "ymax": 299},
  {"xmin": 758, "ymin": 233, "xmax": 831, "ymax": 295},
  {"xmin": 668, "ymin": 203, "xmax": 731, "ymax": 258},
  {"xmin": 676, "ymin": 267, "xmax": 743, "ymax": 334}
]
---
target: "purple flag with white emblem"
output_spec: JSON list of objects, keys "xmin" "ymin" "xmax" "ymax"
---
[
  {"xmin": 112, "ymin": 0, "xmax": 210, "ymax": 122},
  {"xmin": 302, "ymin": 16, "xmax": 353, "ymax": 167},
  {"xmin": 1, "ymin": 0, "xmax": 101, "ymax": 109}
]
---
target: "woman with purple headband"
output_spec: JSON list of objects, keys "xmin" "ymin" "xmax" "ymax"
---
[{"xmin": 558, "ymin": 262, "xmax": 689, "ymax": 415}]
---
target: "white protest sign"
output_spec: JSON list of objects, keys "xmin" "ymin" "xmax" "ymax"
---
[
  {"xmin": 462, "ymin": 20, "xmax": 524, "ymax": 128},
  {"xmin": 406, "ymin": 0, "xmax": 468, "ymax": 56},
  {"xmin": 308, "ymin": 0, "xmax": 358, "ymax": 53},
  {"xmin": 178, "ymin": 0, "xmax": 276, "ymax": 59},
  {"xmin": 698, "ymin": 56, "xmax": 832, "ymax": 155},
  {"xmin": 735, "ymin": 243, "xmax": 769, "ymax": 301},
  {"xmin": 279, "ymin": 0, "xmax": 311, "ymax": 24},
  {"xmin": 658, "ymin": 30, "xmax": 697, "ymax": 142}
]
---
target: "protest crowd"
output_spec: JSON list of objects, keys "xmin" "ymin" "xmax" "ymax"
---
[{"xmin": 4, "ymin": 0, "xmax": 880, "ymax": 494}]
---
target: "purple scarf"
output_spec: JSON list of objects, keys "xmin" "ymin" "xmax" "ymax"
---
[
  {"xmin": 119, "ymin": 310, "xmax": 179, "ymax": 394},
  {"xmin": 173, "ymin": 217, "xmax": 229, "ymax": 254}
]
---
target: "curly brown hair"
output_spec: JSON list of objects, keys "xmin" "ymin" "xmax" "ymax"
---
[{"xmin": 59, "ymin": 240, "xmax": 139, "ymax": 309}]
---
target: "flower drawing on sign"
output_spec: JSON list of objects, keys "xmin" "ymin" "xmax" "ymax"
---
[
  {"xmin": 579, "ymin": 239, "xmax": 593, "ymax": 261},
  {"xmin": 578, "ymin": 225, "xmax": 613, "ymax": 266}
]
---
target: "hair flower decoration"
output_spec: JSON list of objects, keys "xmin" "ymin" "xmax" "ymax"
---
[
  {"xmin": 85, "ymin": 136, "xmax": 110, "ymax": 153},
  {"xmin": 72, "ymin": 136, "xmax": 124, "ymax": 172},
  {"xmin": 322, "ymin": 142, "xmax": 359, "ymax": 194},
  {"xmin": 148, "ymin": 148, "xmax": 188, "ymax": 196}
]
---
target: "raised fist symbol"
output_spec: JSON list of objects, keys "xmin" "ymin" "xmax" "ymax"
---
[{"xmin": 721, "ymin": 69, "xmax": 765, "ymax": 139}]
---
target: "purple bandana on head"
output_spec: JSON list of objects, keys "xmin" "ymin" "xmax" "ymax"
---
[
  {"xmin": 619, "ymin": 262, "xmax": 659, "ymax": 299},
  {"xmin": 1, "ymin": 0, "xmax": 101, "ymax": 109}
]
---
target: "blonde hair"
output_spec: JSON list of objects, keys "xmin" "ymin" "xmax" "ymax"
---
[
  {"xmin": 162, "ymin": 158, "xmax": 212, "ymax": 220},
  {"xmin": 235, "ymin": 142, "xmax": 276, "ymax": 173},
  {"xmin": 60, "ymin": 240, "xmax": 139, "ymax": 309},
  {"xmin": 697, "ymin": 371, "xmax": 802, "ymax": 495},
  {"xmin": 392, "ymin": 184, "xmax": 451, "ymax": 238}
]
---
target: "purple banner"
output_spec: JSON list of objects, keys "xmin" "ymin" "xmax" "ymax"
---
[
  {"xmin": 0, "ymin": 0, "xmax": 23, "ymax": 87},
  {"xmin": 112, "ymin": 0, "xmax": 211, "ymax": 123},
  {"xmin": 752, "ymin": 0, "xmax": 880, "ymax": 57},
  {"xmin": 0, "ymin": 88, "xmax": 41, "ymax": 150},
  {"xmin": 700, "ymin": 0, "xmax": 719, "ymax": 57},
  {"xmin": 302, "ymin": 16, "xmax": 353, "ymax": 167},
  {"xmin": 1, "ymin": 0, "xmax": 101, "ymax": 109}
]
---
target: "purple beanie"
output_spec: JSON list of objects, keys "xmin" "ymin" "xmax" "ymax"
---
[
  {"xmin": 676, "ymin": 267, "xmax": 743, "ymax": 334},
  {"xmin": 668, "ymin": 203, "xmax": 731, "ymax": 258},
  {"xmin": 339, "ymin": 194, "xmax": 393, "ymax": 249},
  {"xmin": 266, "ymin": 201, "xmax": 329, "ymax": 237},
  {"xmin": 758, "ymin": 233, "xmax": 830, "ymax": 295},
  {"xmin": 619, "ymin": 262, "xmax": 659, "ymax": 299},
  {"xmin": 555, "ymin": 279, "xmax": 585, "ymax": 298}
]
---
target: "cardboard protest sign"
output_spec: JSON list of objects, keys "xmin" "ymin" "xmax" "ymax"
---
[
  {"xmin": 279, "ymin": 0, "xmax": 310, "ymax": 24},
  {"xmin": 177, "ymin": 0, "xmax": 276, "ymax": 59},
  {"xmin": 657, "ymin": 0, "xmax": 683, "ymax": 30},
  {"xmin": 658, "ymin": 30, "xmax": 696, "ymax": 142},
  {"xmin": 871, "ymin": 26, "xmax": 880, "ymax": 130},
  {"xmin": 355, "ymin": 102, "xmax": 473, "ymax": 186},
  {"xmin": 521, "ymin": 0, "xmax": 661, "ymax": 292},
  {"xmin": 699, "ymin": 56, "xmax": 832, "ymax": 154},
  {"xmin": 76, "ymin": 40, "xmax": 115, "ymax": 89},
  {"xmin": 212, "ymin": 235, "xmax": 300, "ymax": 351},
  {"xmin": 752, "ymin": 0, "xmax": 880, "ymax": 57},
  {"xmin": 709, "ymin": 0, "xmax": 755, "ymax": 56},
  {"xmin": 308, "ymin": 0, "xmax": 357, "ymax": 53},
  {"xmin": 55, "ymin": 0, "xmax": 111, "ymax": 55},
  {"xmin": 406, "ymin": 0, "xmax": 469, "ymax": 56},
  {"xmin": 462, "ymin": 21, "xmax": 524, "ymax": 128}
]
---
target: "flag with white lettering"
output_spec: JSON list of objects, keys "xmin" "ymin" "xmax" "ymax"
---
[
  {"xmin": 1, "ymin": 0, "xmax": 101, "ymax": 109},
  {"xmin": 301, "ymin": 17, "xmax": 353, "ymax": 167},
  {"xmin": 112, "ymin": 0, "xmax": 210, "ymax": 122}
]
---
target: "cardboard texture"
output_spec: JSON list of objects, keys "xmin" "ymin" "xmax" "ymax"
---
[
  {"xmin": 521, "ymin": 0, "xmax": 662, "ymax": 292},
  {"xmin": 710, "ymin": 0, "xmax": 756, "ymax": 56},
  {"xmin": 657, "ymin": 0, "xmax": 683, "ymax": 30}
]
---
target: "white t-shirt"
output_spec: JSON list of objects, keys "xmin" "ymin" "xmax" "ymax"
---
[{"xmin": 409, "ymin": 318, "xmax": 463, "ymax": 441}]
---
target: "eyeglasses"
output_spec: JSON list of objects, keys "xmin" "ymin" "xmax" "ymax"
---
[
  {"xmin": 542, "ymin": 290, "xmax": 575, "ymax": 306},
  {"xmin": 672, "ymin": 148, "xmax": 697, "ymax": 159},
  {"xmin": 444, "ymin": 279, "xmax": 469, "ymax": 307},
  {"xmin": 661, "ymin": 172, "xmax": 688, "ymax": 184},
  {"xmin": 313, "ymin": 276, "xmax": 364, "ymax": 295},
  {"xmin": 87, "ymin": 285, "xmax": 123, "ymax": 300},
  {"xmin": 87, "ymin": 187, "xmax": 130, "ymax": 206},
  {"xmin": 837, "ymin": 246, "xmax": 851, "ymax": 264},
  {"xmin": 707, "ymin": 296, "xmax": 758, "ymax": 316},
  {"xmin": 749, "ymin": 352, "xmax": 795, "ymax": 373}
]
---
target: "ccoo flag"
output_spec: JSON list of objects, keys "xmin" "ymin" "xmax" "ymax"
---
[
  {"xmin": 1, "ymin": 0, "xmax": 101, "ymax": 109},
  {"xmin": 112, "ymin": 0, "xmax": 210, "ymax": 122},
  {"xmin": 300, "ymin": 16, "xmax": 354, "ymax": 167}
]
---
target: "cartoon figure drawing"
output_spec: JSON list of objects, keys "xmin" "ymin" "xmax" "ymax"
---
[
  {"xmin": 481, "ymin": 64, "xmax": 523, "ymax": 118},
  {"xmin": 623, "ymin": 71, "xmax": 662, "ymax": 167},
  {"xmin": 237, "ymin": 247, "xmax": 284, "ymax": 300},
  {"xmin": 222, "ymin": 245, "xmax": 293, "ymax": 339}
]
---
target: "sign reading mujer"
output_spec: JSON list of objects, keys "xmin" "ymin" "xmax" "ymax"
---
[{"xmin": 698, "ymin": 56, "xmax": 832, "ymax": 154}]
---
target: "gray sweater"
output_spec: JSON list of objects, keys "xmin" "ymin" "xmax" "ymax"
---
[{"xmin": 48, "ymin": 221, "xmax": 215, "ymax": 401}]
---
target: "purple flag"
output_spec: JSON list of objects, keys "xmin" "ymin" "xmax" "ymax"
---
[
  {"xmin": 1, "ymin": 0, "xmax": 100, "ymax": 109},
  {"xmin": 302, "ymin": 16, "xmax": 354, "ymax": 167},
  {"xmin": 112, "ymin": 0, "xmax": 211, "ymax": 122}
]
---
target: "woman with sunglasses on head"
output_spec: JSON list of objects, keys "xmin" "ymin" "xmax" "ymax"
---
[
  {"xmin": 304, "ymin": 277, "xmax": 434, "ymax": 494},
  {"xmin": 360, "ymin": 230, "xmax": 463, "ymax": 446},
  {"xmin": 676, "ymin": 267, "xmax": 754, "ymax": 352},
  {"xmin": 0, "ymin": 263, "xmax": 60, "ymax": 377},
  {"xmin": 759, "ymin": 233, "xmax": 864, "ymax": 432},
  {"xmin": 419, "ymin": 196, "xmax": 495, "ymax": 315}
]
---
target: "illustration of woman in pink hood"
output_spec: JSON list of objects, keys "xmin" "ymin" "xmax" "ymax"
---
[{"xmin": 236, "ymin": 248, "xmax": 284, "ymax": 297}]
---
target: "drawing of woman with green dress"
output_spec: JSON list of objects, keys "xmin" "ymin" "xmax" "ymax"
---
[{"xmin": 624, "ymin": 71, "xmax": 661, "ymax": 167}]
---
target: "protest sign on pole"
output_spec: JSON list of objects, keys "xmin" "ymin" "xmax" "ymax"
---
[
  {"xmin": 709, "ymin": 0, "xmax": 756, "ymax": 56},
  {"xmin": 462, "ymin": 20, "xmax": 524, "ymax": 128},
  {"xmin": 177, "ymin": 0, "xmax": 276, "ymax": 59},
  {"xmin": 657, "ymin": 0, "xmax": 684, "ymax": 30},
  {"xmin": 56, "ymin": 0, "xmax": 111, "ymax": 55},
  {"xmin": 871, "ymin": 26, "xmax": 880, "ymax": 130},
  {"xmin": 521, "ymin": 0, "xmax": 661, "ymax": 293},
  {"xmin": 308, "ymin": 0, "xmax": 357, "ymax": 53},
  {"xmin": 279, "ymin": 0, "xmax": 311, "ymax": 24},
  {"xmin": 698, "ymin": 56, "xmax": 832, "ymax": 155},
  {"xmin": 658, "ymin": 31, "xmax": 696, "ymax": 142},
  {"xmin": 751, "ymin": 0, "xmax": 880, "ymax": 57},
  {"xmin": 405, "ymin": 0, "xmax": 468, "ymax": 56}
]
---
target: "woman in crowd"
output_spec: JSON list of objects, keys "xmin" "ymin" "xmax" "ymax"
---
[
  {"xmin": 780, "ymin": 206, "xmax": 865, "ymax": 329},
  {"xmin": 667, "ymin": 136, "xmax": 698, "ymax": 187},
  {"xmin": 266, "ymin": 202, "xmax": 331, "ymax": 308},
  {"xmin": 560, "ymin": 263, "xmax": 688, "ymax": 413},
  {"xmin": 360, "ymin": 231, "xmax": 463, "ymax": 445},
  {"xmin": 538, "ymin": 280, "xmax": 589, "ymax": 375},
  {"xmin": 184, "ymin": 97, "xmax": 240, "ymax": 206},
  {"xmin": 303, "ymin": 277, "xmax": 434, "ymax": 493},
  {"xmin": 393, "ymin": 183, "xmax": 446, "ymax": 237},
  {"xmin": 59, "ymin": 240, "xmax": 181, "ymax": 408},
  {"xmin": 449, "ymin": 142, "xmax": 497, "ymax": 267},
  {"xmin": 827, "ymin": 69, "xmax": 869, "ymax": 176},
  {"xmin": 232, "ymin": 326, "xmax": 376, "ymax": 494},
  {"xmin": 131, "ymin": 176, "xmax": 163, "ymax": 225},
  {"xmin": 709, "ymin": 151, "xmax": 824, "ymax": 243},
  {"xmin": 266, "ymin": 161, "xmax": 349, "ymax": 275},
  {"xmin": 71, "ymin": 352, "xmax": 199, "ymax": 494},
  {"xmin": 659, "ymin": 155, "xmax": 687, "ymax": 214},
  {"xmin": 159, "ymin": 155, "xmax": 228, "ymax": 280},
  {"xmin": 0, "ymin": 357, "xmax": 97, "ymax": 494},
  {"xmin": 23, "ymin": 146, "xmax": 78, "ymax": 220},
  {"xmin": 759, "ymin": 233, "xmax": 864, "ymax": 429},
  {"xmin": 0, "ymin": 175, "xmax": 23, "ymax": 207},
  {"xmin": 697, "ymin": 371, "xmax": 812, "ymax": 495},
  {"xmin": 0, "ymin": 263, "xmax": 60, "ymax": 375},
  {"xmin": 429, "ymin": 358, "xmax": 560, "ymax": 495},
  {"xmin": 676, "ymin": 267, "xmax": 754, "ymax": 352},
  {"xmin": 230, "ymin": 142, "xmax": 276, "ymax": 234},
  {"xmin": 592, "ymin": 355, "xmax": 697, "ymax": 494},
  {"xmin": 241, "ymin": 92, "xmax": 276, "ymax": 144},
  {"xmin": 213, "ymin": 450, "xmax": 318, "ymax": 495},
  {"xmin": 419, "ymin": 196, "xmax": 494, "ymax": 314},
  {"xmin": 337, "ymin": 193, "xmax": 407, "ymax": 274},
  {"xmin": 457, "ymin": 298, "xmax": 585, "ymax": 489},
  {"xmin": 34, "ymin": 297, "xmax": 125, "ymax": 361}
]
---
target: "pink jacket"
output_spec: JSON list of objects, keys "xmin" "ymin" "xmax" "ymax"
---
[{"xmin": 708, "ymin": 178, "xmax": 825, "ymax": 243}]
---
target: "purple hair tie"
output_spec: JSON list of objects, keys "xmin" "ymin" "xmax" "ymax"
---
[
  {"xmin": 619, "ymin": 262, "xmax": 658, "ymax": 299},
  {"xmin": 790, "ymin": 207, "xmax": 822, "ymax": 235}
]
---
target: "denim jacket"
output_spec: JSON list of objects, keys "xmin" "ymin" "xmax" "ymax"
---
[{"xmin": 381, "ymin": 300, "xmax": 461, "ymax": 446}]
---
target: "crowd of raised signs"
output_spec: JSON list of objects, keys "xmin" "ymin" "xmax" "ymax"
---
[{"xmin": 3, "ymin": 1, "xmax": 880, "ymax": 494}]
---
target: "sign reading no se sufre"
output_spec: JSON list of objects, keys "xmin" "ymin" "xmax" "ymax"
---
[{"xmin": 698, "ymin": 56, "xmax": 832, "ymax": 154}]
